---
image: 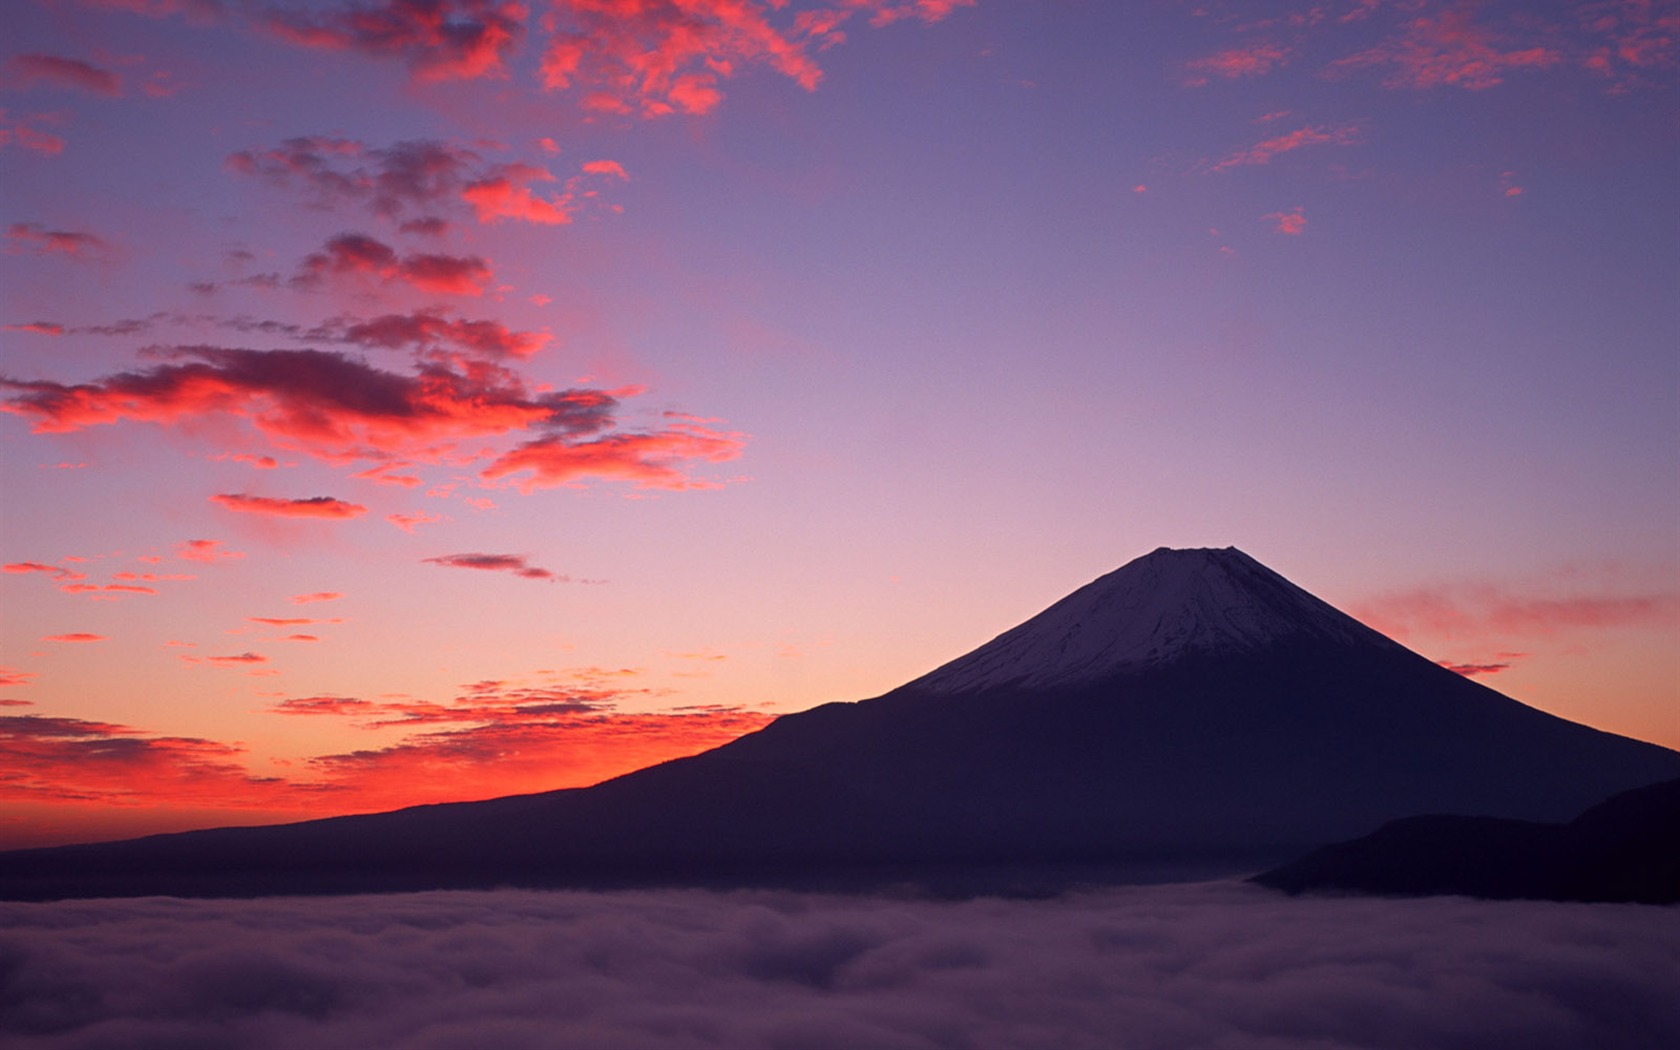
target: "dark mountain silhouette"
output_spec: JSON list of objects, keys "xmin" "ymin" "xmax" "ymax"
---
[
  {"xmin": 1253, "ymin": 776, "xmax": 1680, "ymax": 904},
  {"xmin": 3, "ymin": 546, "xmax": 1677, "ymax": 900}
]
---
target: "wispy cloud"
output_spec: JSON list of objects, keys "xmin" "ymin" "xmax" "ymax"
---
[
  {"xmin": 1264, "ymin": 206, "xmax": 1307, "ymax": 235},
  {"xmin": 1331, "ymin": 5, "xmax": 1561, "ymax": 90},
  {"xmin": 176, "ymin": 538, "xmax": 245, "ymax": 562},
  {"xmin": 1209, "ymin": 123, "xmax": 1360, "ymax": 172},
  {"xmin": 261, "ymin": 0, "xmax": 525, "ymax": 83},
  {"xmin": 422, "ymin": 552, "xmax": 556, "ymax": 579},
  {"xmin": 5, "ymin": 222, "xmax": 111, "ymax": 261},
  {"xmin": 4, "ymin": 53, "xmax": 122, "ymax": 96},
  {"xmin": 210, "ymin": 493, "xmax": 368, "ymax": 519},
  {"xmin": 1185, "ymin": 42, "xmax": 1290, "ymax": 85},
  {"xmin": 290, "ymin": 233, "xmax": 492, "ymax": 295}
]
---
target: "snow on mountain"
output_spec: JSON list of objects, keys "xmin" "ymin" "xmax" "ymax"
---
[{"xmin": 908, "ymin": 547, "xmax": 1404, "ymax": 695}]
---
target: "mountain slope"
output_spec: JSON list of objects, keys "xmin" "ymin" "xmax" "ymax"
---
[
  {"xmin": 1252, "ymin": 776, "xmax": 1680, "ymax": 903},
  {"xmin": 2, "ymin": 546, "xmax": 1676, "ymax": 900}
]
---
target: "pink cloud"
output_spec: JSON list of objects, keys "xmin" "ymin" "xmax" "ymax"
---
[
  {"xmin": 422, "ymin": 552, "xmax": 556, "ymax": 579},
  {"xmin": 3, "ymin": 322, "xmax": 66, "ymax": 335},
  {"xmin": 1331, "ymin": 5, "xmax": 1561, "ymax": 90},
  {"xmin": 332, "ymin": 310, "xmax": 550, "ymax": 358},
  {"xmin": 388, "ymin": 511, "xmax": 443, "ymax": 532},
  {"xmin": 0, "ymin": 668, "xmax": 36, "ymax": 689},
  {"xmin": 1264, "ymin": 206, "xmax": 1307, "ymax": 235},
  {"xmin": 2, "ymin": 347, "xmax": 741, "ymax": 492},
  {"xmin": 176, "ymin": 538, "xmax": 245, "ymax": 562},
  {"xmin": 541, "ymin": 0, "xmax": 971, "ymax": 117},
  {"xmin": 482, "ymin": 420, "xmax": 746, "ymax": 491},
  {"xmin": 1210, "ymin": 123, "xmax": 1361, "ymax": 172},
  {"xmin": 462, "ymin": 164, "xmax": 576, "ymax": 224},
  {"xmin": 1185, "ymin": 42, "xmax": 1290, "ymax": 85},
  {"xmin": 6, "ymin": 223, "xmax": 111, "ymax": 261},
  {"xmin": 261, "ymin": 0, "xmax": 525, "ymax": 83},
  {"xmin": 211, "ymin": 493, "xmax": 368, "ymax": 519},
  {"xmin": 291, "ymin": 591, "xmax": 344, "ymax": 604},
  {"xmin": 44, "ymin": 633, "xmax": 105, "ymax": 643},
  {"xmin": 4, "ymin": 54, "xmax": 122, "ymax": 96},
  {"xmin": 0, "ymin": 113, "xmax": 67, "ymax": 157},
  {"xmin": 1353, "ymin": 583, "xmax": 1680, "ymax": 646},
  {"xmin": 291, "ymin": 232, "xmax": 493, "ymax": 296}
]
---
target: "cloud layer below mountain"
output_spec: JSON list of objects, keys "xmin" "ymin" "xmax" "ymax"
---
[{"xmin": 2, "ymin": 881, "xmax": 1674, "ymax": 1049}]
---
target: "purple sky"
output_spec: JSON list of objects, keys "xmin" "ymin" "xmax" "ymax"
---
[{"xmin": 1, "ymin": 0, "xmax": 1676, "ymax": 846}]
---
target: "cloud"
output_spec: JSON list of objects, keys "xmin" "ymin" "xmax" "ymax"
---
[
  {"xmin": 268, "ymin": 680, "xmax": 774, "ymax": 809},
  {"xmin": 1437, "ymin": 659, "xmax": 1515, "ymax": 678},
  {"xmin": 211, "ymin": 493, "xmax": 368, "ymax": 519},
  {"xmin": 262, "ymin": 0, "xmax": 525, "ymax": 82},
  {"xmin": 1209, "ymin": 123, "xmax": 1361, "ymax": 172},
  {"xmin": 247, "ymin": 617, "xmax": 335, "ymax": 626},
  {"xmin": 1264, "ymin": 206, "xmax": 1307, "ymax": 235},
  {"xmin": 3, "ymin": 53, "xmax": 122, "ymax": 96},
  {"xmin": 482, "ymin": 419, "xmax": 747, "ymax": 491},
  {"xmin": 0, "ymin": 712, "xmax": 285, "ymax": 811},
  {"xmin": 5, "ymin": 222, "xmax": 111, "ymax": 261},
  {"xmin": 0, "ymin": 884, "xmax": 1673, "ymax": 1050},
  {"xmin": 291, "ymin": 233, "xmax": 492, "ymax": 296},
  {"xmin": 1331, "ymin": 5, "xmax": 1561, "ymax": 90},
  {"xmin": 0, "ymin": 112, "xmax": 67, "ymax": 156},
  {"xmin": 0, "ymin": 668, "xmax": 35, "ymax": 689},
  {"xmin": 226, "ymin": 137, "xmax": 480, "ymax": 217},
  {"xmin": 1185, "ymin": 42, "xmax": 1290, "ymax": 85},
  {"xmin": 422, "ymin": 552, "xmax": 556, "ymax": 578},
  {"xmin": 387, "ymin": 511, "xmax": 442, "ymax": 532},
  {"xmin": 330, "ymin": 310, "xmax": 550, "ymax": 358},
  {"xmin": 1353, "ymin": 584, "xmax": 1680, "ymax": 644},
  {"xmin": 540, "ymin": 0, "xmax": 972, "ymax": 117},
  {"xmin": 1, "ymin": 346, "xmax": 743, "ymax": 491},
  {"xmin": 42, "ymin": 633, "xmax": 105, "ymax": 643},
  {"xmin": 176, "ymin": 538, "xmax": 246, "ymax": 562},
  {"xmin": 198, "ymin": 652, "xmax": 267, "ymax": 666},
  {"xmin": 290, "ymin": 591, "xmax": 343, "ymax": 603},
  {"xmin": 226, "ymin": 135, "xmax": 629, "ymax": 229}
]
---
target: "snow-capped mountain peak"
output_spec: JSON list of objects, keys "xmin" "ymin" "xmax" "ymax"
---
[{"xmin": 907, "ymin": 547, "xmax": 1402, "ymax": 695}]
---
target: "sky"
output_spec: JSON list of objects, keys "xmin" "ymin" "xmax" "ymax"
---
[{"xmin": 0, "ymin": 0, "xmax": 1676, "ymax": 849}]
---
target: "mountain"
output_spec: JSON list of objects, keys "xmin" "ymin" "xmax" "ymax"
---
[
  {"xmin": 1253, "ymin": 776, "xmax": 1680, "ymax": 904},
  {"xmin": 3, "ymin": 546, "xmax": 1677, "ymax": 900}
]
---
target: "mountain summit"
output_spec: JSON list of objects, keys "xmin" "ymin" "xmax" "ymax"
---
[
  {"xmin": 910, "ymin": 546, "xmax": 1401, "ymax": 694},
  {"xmin": 3, "ymin": 546, "xmax": 1677, "ymax": 900}
]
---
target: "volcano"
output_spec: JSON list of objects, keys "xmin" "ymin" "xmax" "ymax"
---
[{"xmin": 3, "ymin": 546, "xmax": 1677, "ymax": 899}]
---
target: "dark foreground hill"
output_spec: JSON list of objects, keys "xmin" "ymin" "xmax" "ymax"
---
[
  {"xmin": 3, "ymin": 547, "xmax": 1677, "ymax": 900},
  {"xmin": 1253, "ymin": 776, "xmax": 1680, "ymax": 904}
]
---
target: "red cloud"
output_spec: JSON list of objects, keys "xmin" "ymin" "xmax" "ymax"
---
[
  {"xmin": 44, "ymin": 633, "xmax": 105, "ymax": 643},
  {"xmin": 2, "ymin": 322, "xmax": 65, "ymax": 335},
  {"xmin": 176, "ymin": 538, "xmax": 245, "ymax": 562},
  {"xmin": 0, "ymin": 112, "xmax": 66, "ymax": 156},
  {"xmin": 1185, "ymin": 42, "xmax": 1290, "ymax": 85},
  {"xmin": 198, "ymin": 652, "xmax": 267, "ymax": 666},
  {"xmin": 1264, "ymin": 206, "xmax": 1307, "ymax": 235},
  {"xmin": 1332, "ymin": 5, "xmax": 1560, "ymax": 89},
  {"xmin": 580, "ymin": 159, "xmax": 628, "ymax": 178},
  {"xmin": 482, "ymin": 421, "xmax": 746, "ymax": 491},
  {"xmin": 388, "ymin": 511, "xmax": 443, "ymax": 532},
  {"xmin": 2, "ymin": 346, "xmax": 741, "ymax": 490},
  {"xmin": 291, "ymin": 591, "xmax": 344, "ymax": 604},
  {"xmin": 1210, "ymin": 123, "xmax": 1361, "ymax": 172},
  {"xmin": 541, "ymin": 0, "xmax": 971, "ymax": 117},
  {"xmin": 0, "ymin": 667, "xmax": 36, "ymax": 688},
  {"xmin": 422, "ymin": 552, "xmax": 555, "ymax": 578},
  {"xmin": 247, "ymin": 617, "xmax": 317, "ymax": 626},
  {"xmin": 6, "ymin": 223, "xmax": 111, "ymax": 260},
  {"xmin": 262, "ymin": 0, "xmax": 525, "ymax": 82},
  {"xmin": 0, "ymin": 714, "xmax": 285, "ymax": 812},
  {"xmin": 211, "ymin": 493, "xmax": 368, "ymax": 519},
  {"xmin": 4, "ymin": 54, "xmax": 123, "ymax": 96},
  {"xmin": 291, "ymin": 232, "xmax": 490, "ymax": 296},
  {"xmin": 334, "ymin": 310, "xmax": 550, "ymax": 358},
  {"xmin": 462, "ymin": 164, "xmax": 576, "ymax": 224}
]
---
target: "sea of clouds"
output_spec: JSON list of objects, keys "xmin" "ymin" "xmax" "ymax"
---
[{"xmin": 1, "ymin": 880, "xmax": 1676, "ymax": 1049}]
